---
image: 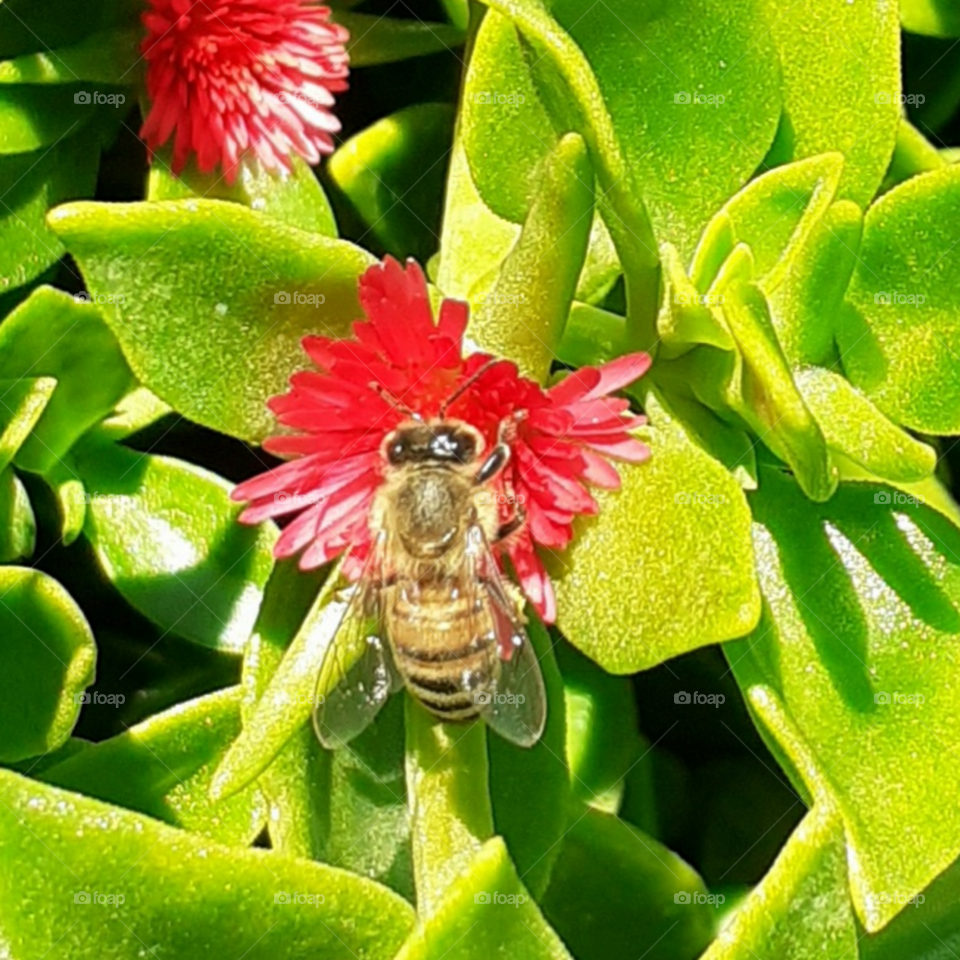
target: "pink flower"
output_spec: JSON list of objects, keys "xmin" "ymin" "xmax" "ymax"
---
[
  {"xmin": 140, "ymin": 0, "xmax": 349, "ymax": 183},
  {"xmin": 233, "ymin": 257, "xmax": 651, "ymax": 623}
]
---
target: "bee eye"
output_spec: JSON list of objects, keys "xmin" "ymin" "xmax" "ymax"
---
[{"xmin": 387, "ymin": 440, "xmax": 406, "ymax": 464}]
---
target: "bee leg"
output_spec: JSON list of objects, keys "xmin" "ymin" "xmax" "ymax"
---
[
  {"xmin": 475, "ymin": 442, "xmax": 510, "ymax": 485},
  {"xmin": 495, "ymin": 506, "xmax": 526, "ymax": 542}
]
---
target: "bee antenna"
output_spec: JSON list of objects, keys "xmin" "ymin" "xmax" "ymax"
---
[
  {"xmin": 369, "ymin": 382, "xmax": 418, "ymax": 419},
  {"xmin": 441, "ymin": 358, "xmax": 500, "ymax": 415}
]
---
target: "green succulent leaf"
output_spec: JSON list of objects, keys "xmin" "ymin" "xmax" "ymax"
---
[
  {"xmin": 211, "ymin": 572, "xmax": 345, "ymax": 800},
  {"xmin": 901, "ymin": 0, "xmax": 960, "ymax": 37},
  {"xmin": 542, "ymin": 807, "xmax": 715, "ymax": 960},
  {"xmin": 795, "ymin": 366, "xmax": 937, "ymax": 484},
  {"xmin": 489, "ymin": 616, "xmax": 568, "ymax": 897},
  {"xmin": 48, "ymin": 199, "xmax": 376, "ymax": 442},
  {"xmin": 405, "ymin": 699, "xmax": 493, "ymax": 917},
  {"xmin": 72, "ymin": 438, "xmax": 277, "ymax": 652},
  {"xmin": 241, "ymin": 559, "xmax": 329, "ymax": 859},
  {"xmin": 880, "ymin": 119, "xmax": 946, "ymax": 194},
  {"xmin": 0, "ymin": 767, "xmax": 415, "ymax": 960},
  {"xmin": 469, "ymin": 132, "xmax": 594, "ymax": 382},
  {"xmin": 840, "ymin": 164, "xmax": 960, "ymax": 435},
  {"xmin": 0, "ymin": 467, "xmax": 35, "ymax": 561},
  {"xmin": 0, "ymin": 566, "xmax": 96, "ymax": 763},
  {"xmin": 336, "ymin": 12, "xmax": 465, "ymax": 66},
  {"xmin": 0, "ymin": 376, "xmax": 56, "ymax": 473},
  {"xmin": 0, "ymin": 28, "xmax": 139, "ymax": 84},
  {"xmin": 0, "ymin": 85, "xmax": 98, "ymax": 153},
  {"xmin": 761, "ymin": 0, "xmax": 901, "ymax": 207},
  {"xmin": 552, "ymin": 393, "xmax": 760, "ymax": 674},
  {"xmin": 395, "ymin": 836, "xmax": 573, "ymax": 960},
  {"xmin": 701, "ymin": 805, "xmax": 858, "ymax": 960},
  {"xmin": 0, "ymin": 287, "xmax": 133, "ymax": 474},
  {"xmin": 40, "ymin": 687, "xmax": 268, "ymax": 845},
  {"xmin": 328, "ymin": 103, "xmax": 454, "ymax": 262},
  {"xmin": 729, "ymin": 466, "xmax": 960, "ymax": 931}
]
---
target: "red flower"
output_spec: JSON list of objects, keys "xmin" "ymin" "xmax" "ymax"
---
[
  {"xmin": 140, "ymin": 0, "xmax": 349, "ymax": 183},
  {"xmin": 233, "ymin": 257, "xmax": 651, "ymax": 623}
]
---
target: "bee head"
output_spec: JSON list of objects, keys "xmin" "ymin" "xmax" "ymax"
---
[{"xmin": 384, "ymin": 421, "xmax": 483, "ymax": 467}]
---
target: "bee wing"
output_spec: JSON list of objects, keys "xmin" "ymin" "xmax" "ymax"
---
[
  {"xmin": 464, "ymin": 525, "xmax": 547, "ymax": 748},
  {"xmin": 312, "ymin": 537, "xmax": 402, "ymax": 750}
]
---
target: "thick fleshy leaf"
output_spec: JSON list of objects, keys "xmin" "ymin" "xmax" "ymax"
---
[
  {"xmin": 795, "ymin": 367, "xmax": 937, "ymax": 483},
  {"xmin": 542, "ymin": 808, "xmax": 715, "ymax": 960},
  {"xmin": 0, "ymin": 376, "xmax": 56, "ymax": 473},
  {"xmin": 880, "ymin": 119, "xmax": 945, "ymax": 195},
  {"xmin": 395, "ymin": 837, "xmax": 573, "ymax": 960},
  {"xmin": 489, "ymin": 616, "xmax": 568, "ymax": 896},
  {"xmin": 555, "ymin": 640, "xmax": 637, "ymax": 814},
  {"xmin": 702, "ymin": 805, "xmax": 858, "ymax": 959},
  {"xmin": 0, "ymin": 566, "xmax": 96, "ymax": 763},
  {"xmin": 40, "ymin": 687, "xmax": 267, "ymax": 845},
  {"xmin": 0, "ymin": 134, "xmax": 101, "ymax": 291},
  {"xmin": 840, "ymin": 164, "xmax": 960, "ymax": 434},
  {"xmin": 241, "ymin": 559, "xmax": 329, "ymax": 859},
  {"xmin": 901, "ymin": 0, "xmax": 960, "ymax": 36},
  {"xmin": 0, "ymin": 85, "xmax": 98, "ymax": 153},
  {"xmin": 147, "ymin": 154, "xmax": 337, "ymax": 237},
  {"xmin": 729, "ymin": 467, "xmax": 960, "ymax": 930},
  {"xmin": 551, "ymin": 393, "xmax": 760, "ymax": 674},
  {"xmin": 0, "ymin": 287, "xmax": 133, "ymax": 473},
  {"xmin": 761, "ymin": 0, "xmax": 901, "ymax": 207},
  {"xmin": 72, "ymin": 438, "xmax": 276, "ymax": 652},
  {"xmin": 470, "ymin": 132, "xmax": 594, "ymax": 382},
  {"xmin": 465, "ymin": 0, "xmax": 781, "ymax": 260},
  {"xmin": 0, "ymin": 28, "xmax": 139, "ymax": 83},
  {"xmin": 328, "ymin": 103, "xmax": 454, "ymax": 262},
  {"xmin": 48, "ymin": 200, "xmax": 376, "ymax": 441},
  {"xmin": 336, "ymin": 12, "xmax": 464, "ymax": 65},
  {"xmin": 211, "ymin": 573, "xmax": 345, "ymax": 800},
  {"xmin": 0, "ymin": 466, "xmax": 35, "ymax": 560},
  {"xmin": 0, "ymin": 768, "xmax": 415, "ymax": 960},
  {"xmin": 405, "ymin": 698, "xmax": 493, "ymax": 917}
]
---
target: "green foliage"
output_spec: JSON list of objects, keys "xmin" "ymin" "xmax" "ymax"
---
[{"xmin": 0, "ymin": 0, "xmax": 958, "ymax": 957}]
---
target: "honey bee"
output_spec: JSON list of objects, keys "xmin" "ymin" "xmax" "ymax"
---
[{"xmin": 313, "ymin": 382, "xmax": 547, "ymax": 750}]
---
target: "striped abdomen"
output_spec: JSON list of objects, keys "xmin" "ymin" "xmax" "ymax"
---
[{"xmin": 386, "ymin": 580, "xmax": 499, "ymax": 721}]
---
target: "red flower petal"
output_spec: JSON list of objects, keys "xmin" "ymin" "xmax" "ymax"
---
[{"xmin": 140, "ymin": 0, "xmax": 349, "ymax": 183}]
